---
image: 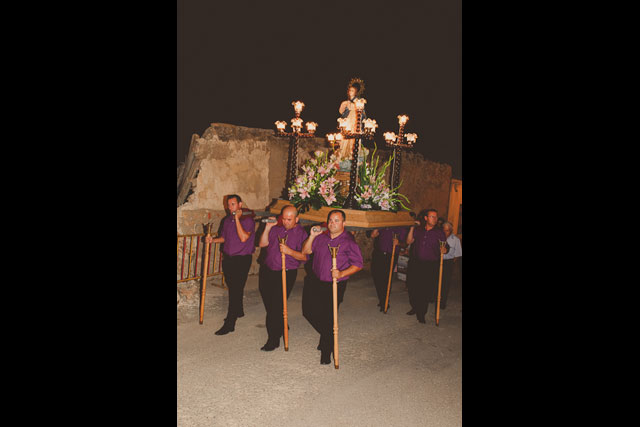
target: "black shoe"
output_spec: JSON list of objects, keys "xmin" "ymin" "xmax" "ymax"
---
[
  {"xmin": 320, "ymin": 350, "xmax": 331, "ymax": 365},
  {"xmin": 215, "ymin": 322, "xmax": 235, "ymax": 335},
  {"xmin": 406, "ymin": 309, "xmax": 416, "ymax": 315},
  {"xmin": 237, "ymin": 311, "xmax": 245, "ymax": 318},
  {"xmin": 417, "ymin": 314, "xmax": 426, "ymax": 324},
  {"xmin": 261, "ymin": 340, "xmax": 280, "ymax": 351}
]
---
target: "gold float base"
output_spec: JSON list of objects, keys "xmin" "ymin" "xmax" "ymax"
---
[{"xmin": 268, "ymin": 199, "xmax": 415, "ymax": 229}]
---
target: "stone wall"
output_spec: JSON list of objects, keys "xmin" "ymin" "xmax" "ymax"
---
[{"xmin": 177, "ymin": 123, "xmax": 452, "ymax": 273}]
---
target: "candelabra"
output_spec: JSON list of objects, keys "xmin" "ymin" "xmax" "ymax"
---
[
  {"xmin": 383, "ymin": 114, "xmax": 418, "ymax": 190},
  {"xmin": 325, "ymin": 98, "xmax": 378, "ymax": 209},
  {"xmin": 274, "ymin": 101, "xmax": 318, "ymax": 196}
]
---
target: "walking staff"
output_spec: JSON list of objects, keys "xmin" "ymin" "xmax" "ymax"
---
[
  {"xmin": 436, "ymin": 240, "xmax": 445, "ymax": 326},
  {"xmin": 383, "ymin": 233, "xmax": 398, "ymax": 314},
  {"xmin": 329, "ymin": 244, "xmax": 340, "ymax": 369},
  {"xmin": 279, "ymin": 236, "xmax": 290, "ymax": 351},
  {"xmin": 199, "ymin": 223, "xmax": 213, "ymax": 325},
  {"xmin": 369, "ymin": 227, "xmax": 409, "ymax": 313}
]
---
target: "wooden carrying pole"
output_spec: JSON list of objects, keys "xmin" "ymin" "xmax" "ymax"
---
[
  {"xmin": 329, "ymin": 245, "xmax": 340, "ymax": 369},
  {"xmin": 279, "ymin": 237, "xmax": 290, "ymax": 351},
  {"xmin": 383, "ymin": 233, "xmax": 398, "ymax": 314},
  {"xmin": 436, "ymin": 241, "xmax": 445, "ymax": 326},
  {"xmin": 199, "ymin": 225, "xmax": 212, "ymax": 325}
]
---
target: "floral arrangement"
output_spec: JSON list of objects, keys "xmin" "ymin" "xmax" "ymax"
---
[
  {"xmin": 355, "ymin": 144, "xmax": 410, "ymax": 211},
  {"xmin": 288, "ymin": 150, "xmax": 345, "ymax": 213}
]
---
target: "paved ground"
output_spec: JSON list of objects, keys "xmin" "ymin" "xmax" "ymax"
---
[{"xmin": 177, "ymin": 268, "xmax": 462, "ymax": 427}]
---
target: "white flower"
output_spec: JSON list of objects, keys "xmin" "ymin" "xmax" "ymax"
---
[{"xmin": 315, "ymin": 150, "xmax": 324, "ymax": 157}]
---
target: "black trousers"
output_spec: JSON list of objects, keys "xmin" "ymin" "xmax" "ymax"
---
[
  {"xmin": 302, "ymin": 272, "xmax": 347, "ymax": 353},
  {"xmin": 371, "ymin": 249, "xmax": 399, "ymax": 306},
  {"xmin": 221, "ymin": 254, "xmax": 252, "ymax": 320},
  {"xmin": 406, "ymin": 258, "xmax": 440, "ymax": 317},
  {"xmin": 258, "ymin": 264, "xmax": 297, "ymax": 344}
]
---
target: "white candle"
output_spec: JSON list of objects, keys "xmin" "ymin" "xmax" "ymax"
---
[
  {"xmin": 383, "ymin": 132, "xmax": 397, "ymax": 143},
  {"xmin": 292, "ymin": 101, "xmax": 305, "ymax": 114},
  {"xmin": 306, "ymin": 122, "xmax": 317, "ymax": 133},
  {"xmin": 291, "ymin": 118, "xmax": 303, "ymax": 130}
]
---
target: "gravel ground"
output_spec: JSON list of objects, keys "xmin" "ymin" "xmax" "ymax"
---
[{"xmin": 177, "ymin": 268, "xmax": 462, "ymax": 427}]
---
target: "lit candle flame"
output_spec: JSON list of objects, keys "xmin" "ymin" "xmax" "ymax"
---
[
  {"xmin": 363, "ymin": 118, "xmax": 378, "ymax": 133},
  {"xmin": 291, "ymin": 118, "xmax": 303, "ymax": 130},
  {"xmin": 383, "ymin": 132, "xmax": 397, "ymax": 143},
  {"xmin": 326, "ymin": 133, "xmax": 335, "ymax": 142},
  {"xmin": 405, "ymin": 133, "xmax": 418, "ymax": 144},
  {"xmin": 305, "ymin": 122, "xmax": 317, "ymax": 133},
  {"xmin": 275, "ymin": 121, "xmax": 287, "ymax": 131},
  {"xmin": 397, "ymin": 115, "xmax": 409, "ymax": 126},
  {"xmin": 292, "ymin": 101, "xmax": 305, "ymax": 114},
  {"xmin": 335, "ymin": 133, "xmax": 343, "ymax": 141},
  {"xmin": 337, "ymin": 118, "xmax": 348, "ymax": 129},
  {"xmin": 354, "ymin": 98, "xmax": 367, "ymax": 111}
]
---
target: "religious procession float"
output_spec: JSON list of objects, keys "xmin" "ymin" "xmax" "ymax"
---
[{"xmin": 268, "ymin": 77, "xmax": 419, "ymax": 230}]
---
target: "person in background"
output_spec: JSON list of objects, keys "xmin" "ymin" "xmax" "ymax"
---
[
  {"xmin": 405, "ymin": 208, "xmax": 449, "ymax": 323},
  {"xmin": 369, "ymin": 227, "xmax": 409, "ymax": 312},
  {"xmin": 441, "ymin": 221, "xmax": 462, "ymax": 310}
]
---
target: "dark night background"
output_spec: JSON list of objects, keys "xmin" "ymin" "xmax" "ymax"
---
[
  {"xmin": 178, "ymin": 0, "xmax": 461, "ymax": 179},
  {"xmin": 54, "ymin": 1, "xmax": 579, "ymax": 423}
]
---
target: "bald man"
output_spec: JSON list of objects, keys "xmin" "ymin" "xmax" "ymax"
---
[
  {"xmin": 257, "ymin": 205, "xmax": 309, "ymax": 351},
  {"xmin": 301, "ymin": 209, "xmax": 364, "ymax": 365}
]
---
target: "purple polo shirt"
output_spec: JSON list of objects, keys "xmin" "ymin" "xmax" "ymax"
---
[
  {"xmin": 375, "ymin": 227, "xmax": 409, "ymax": 253},
  {"xmin": 264, "ymin": 224, "xmax": 309, "ymax": 271},
  {"xmin": 221, "ymin": 214, "xmax": 256, "ymax": 256},
  {"xmin": 412, "ymin": 226, "xmax": 448, "ymax": 261},
  {"xmin": 311, "ymin": 231, "xmax": 364, "ymax": 282}
]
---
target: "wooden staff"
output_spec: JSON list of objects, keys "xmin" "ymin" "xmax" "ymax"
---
[
  {"xmin": 383, "ymin": 233, "xmax": 398, "ymax": 314},
  {"xmin": 329, "ymin": 244, "xmax": 340, "ymax": 369},
  {"xmin": 436, "ymin": 240, "xmax": 445, "ymax": 327},
  {"xmin": 279, "ymin": 236, "xmax": 289, "ymax": 351},
  {"xmin": 199, "ymin": 223, "xmax": 212, "ymax": 325}
]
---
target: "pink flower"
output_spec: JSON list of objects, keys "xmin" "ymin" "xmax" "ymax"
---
[
  {"xmin": 299, "ymin": 188, "xmax": 309, "ymax": 199},
  {"xmin": 323, "ymin": 193, "xmax": 336, "ymax": 205}
]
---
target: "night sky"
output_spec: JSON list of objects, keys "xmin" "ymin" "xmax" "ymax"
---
[{"xmin": 178, "ymin": 0, "xmax": 461, "ymax": 179}]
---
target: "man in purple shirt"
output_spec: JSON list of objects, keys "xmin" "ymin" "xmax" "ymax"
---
[
  {"xmin": 369, "ymin": 227, "xmax": 409, "ymax": 312},
  {"xmin": 301, "ymin": 210, "xmax": 364, "ymax": 365},
  {"xmin": 206, "ymin": 194, "xmax": 256, "ymax": 335},
  {"xmin": 257, "ymin": 205, "xmax": 308, "ymax": 351},
  {"xmin": 405, "ymin": 208, "xmax": 449, "ymax": 324}
]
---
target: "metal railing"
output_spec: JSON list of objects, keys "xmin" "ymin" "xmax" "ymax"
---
[{"xmin": 177, "ymin": 233, "xmax": 226, "ymax": 288}]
